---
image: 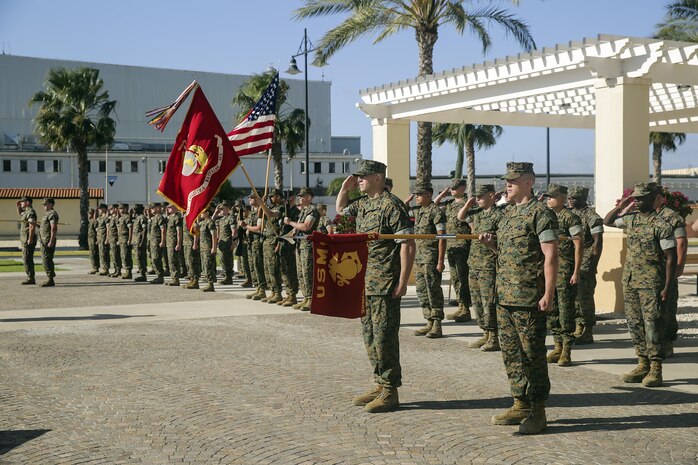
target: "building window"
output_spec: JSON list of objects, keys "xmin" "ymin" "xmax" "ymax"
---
[
  {"xmin": 131, "ymin": 160, "xmax": 139, "ymax": 173},
  {"xmin": 342, "ymin": 162, "xmax": 350, "ymax": 174},
  {"xmin": 313, "ymin": 162, "xmax": 322, "ymax": 174},
  {"xmin": 3, "ymin": 160, "xmax": 11, "ymax": 172},
  {"xmin": 87, "ymin": 160, "xmax": 91, "ymax": 173},
  {"xmin": 99, "ymin": 160, "xmax": 106, "ymax": 173},
  {"xmin": 299, "ymin": 161, "xmax": 306, "ymax": 174},
  {"xmin": 328, "ymin": 162, "xmax": 336, "ymax": 174},
  {"xmin": 37, "ymin": 160, "xmax": 45, "ymax": 172},
  {"xmin": 158, "ymin": 160, "xmax": 166, "ymax": 174},
  {"xmin": 20, "ymin": 160, "xmax": 28, "ymax": 172},
  {"xmin": 115, "ymin": 161, "xmax": 123, "ymax": 173},
  {"xmin": 53, "ymin": 160, "xmax": 62, "ymax": 173}
]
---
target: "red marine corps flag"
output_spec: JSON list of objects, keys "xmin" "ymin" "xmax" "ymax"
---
[
  {"xmin": 309, "ymin": 232, "xmax": 369, "ymax": 319},
  {"xmin": 149, "ymin": 83, "xmax": 241, "ymax": 232}
]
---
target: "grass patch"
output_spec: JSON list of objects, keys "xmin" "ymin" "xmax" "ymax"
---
[
  {"xmin": 0, "ymin": 250, "xmax": 89, "ymax": 258},
  {"xmin": 0, "ymin": 259, "xmax": 65, "ymax": 273}
]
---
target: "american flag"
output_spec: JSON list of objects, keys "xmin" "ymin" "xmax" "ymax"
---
[{"xmin": 227, "ymin": 73, "xmax": 278, "ymax": 156}]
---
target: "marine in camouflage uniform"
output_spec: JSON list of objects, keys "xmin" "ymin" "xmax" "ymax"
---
[
  {"xmin": 148, "ymin": 203, "xmax": 166, "ymax": 284},
  {"xmin": 214, "ymin": 201, "xmax": 235, "ymax": 284},
  {"xmin": 164, "ymin": 203, "xmax": 184, "ymax": 286},
  {"xmin": 338, "ymin": 160, "xmax": 415, "ymax": 414},
  {"xmin": 483, "ymin": 162, "xmax": 559, "ymax": 435},
  {"xmin": 285, "ymin": 187, "xmax": 320, "ymax": 311},
  {"xmin": 604, "ymin": 182, "xmax": 676, "ymax": 388},
  {"xmin": 277, "ymin": 195, "xmax": 299, "ymax": 306},
  {"xmin": 655, "ymin": 188, "xmax": 688, "ymax": 358},
  {"xmin": 245, "ymin": 193, "xmax": 267, "ymax": 300},
  {"xmin": 96, "ymin": 204, "xmax": 110, "ymax": 275},
  {"xmin": 117, "ymin": 203, "xmax": 133, "ymax": 279},
  {"xmin": 198, "ymin": 209, "xmax": 218, "ymax": 292},
  {"xmin": 182, "ymin": 218, "xmax": 201, "ymax": 289},
  {"xmin": 87, "ymin": 208, "xmax": 99, "ymax": 274},
  {"xmin": 236, "ymin": 205, "xmax": 253, "ymax": 287},
  {"xmin": 38, "ymin": 198, "xmax": 60, "ymax": 287},
  {"xmin": 258, "ymin": 188, "xmax": 285, "ymax": 303},
  {"xmin": 408, "ymin": 183, "xmax": 447, "ymax": 338},
  {"xmin": 107, "ymin": 204, "xmax": 122, "ymax": 277},
  {"xmin": 316, "ymin": 204, "xmax": 334, "ymax": 234},
  {"xmin": 567, "ymin": 186, "xmax": 604, "ymax": 344},
  {"xmin": 542, "ymin": 184, "xmax": 584, "ymax": 367},
  {"xmin": 434, "ymin": 178, "xmax": 472, "ymax": 322},
  {"xmin": 17, "ymin": 196, "xmax": 38, "ymax": 284},
  {"xmin": 460, "ymin": 184, "xmax": 503, "ymax": 351},
  {"xmin": 132, "ymin": 204, "xmax": 149, "ymax": 282}
]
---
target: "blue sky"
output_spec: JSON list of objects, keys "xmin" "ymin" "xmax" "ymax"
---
[{"xmin": 1, "ymin": 0, "xmax": 694, "ymax": 176}]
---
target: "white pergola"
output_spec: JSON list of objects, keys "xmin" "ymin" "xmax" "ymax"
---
[{"xmin": 358, "ymin": 34, "xmax": 698, "ymax": 311}]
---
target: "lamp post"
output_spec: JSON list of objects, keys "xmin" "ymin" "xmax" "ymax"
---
[{"xmin": 286, "ymin": 28, "xmax": 325, "ymax": 189}]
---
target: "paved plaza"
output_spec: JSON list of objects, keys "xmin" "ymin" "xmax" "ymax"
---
[{"xmin": 0, "ymin": 256, "xmax": 697, "ymax": 464}]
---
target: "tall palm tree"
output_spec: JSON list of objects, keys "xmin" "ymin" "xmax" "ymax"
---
[
  {"xmin": 29, "ymin": 67, "xmax": 116, "ymax": 249},
  {"xmin": 649, "ymin": 132, "xmax": 686, "ymax": 186},
  {"xmin": 433, "ymin": 123, "xmax": 502, "ymax": 196},
  {"xmin": 294, "ymin": 0, "xmax": 535, "ymax": 186},
  {"xmin": 233, "ymin": 70, "xmax": 307, "ymax": 190},
  {"xmin": 656, "ymin": 0, "xmax": 698, "ymax": 41}
]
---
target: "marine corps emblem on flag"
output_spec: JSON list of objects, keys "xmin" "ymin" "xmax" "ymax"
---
[
  {"xmin": 182, "ymin": 144, "xmax": 209, "ymax": 176},
  {"xmin": 309, "ymin": 232, "xmax": 369, "ymax": 319}
]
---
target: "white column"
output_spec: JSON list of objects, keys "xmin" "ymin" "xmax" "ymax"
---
[{"xmin": 371, "ymin": 118, "xmax": 410, "ymax": 198}]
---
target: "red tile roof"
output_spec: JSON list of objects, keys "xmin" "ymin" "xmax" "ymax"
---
[{"xmin": 0, "ymin": 188, "xmax": 104, "ymax": 199}]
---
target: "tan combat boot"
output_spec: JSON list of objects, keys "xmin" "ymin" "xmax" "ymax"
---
[
  {"xmin": 292, "ymin": 298, "xmax": 308, "ymax": 310},
  {"xmin": 121, "ymin": 272, "xmax": 132, "ymax": 279},
  {"xmin": 252, "ymin": 289, "xmax": 267, "ymax": 301},
  {"xmin": 39, "ymin": 278, "xmax": 55, "ymax": 287},
  {"xmin": 267, "ymin": 292, "xmax": 283, "ymax": 304},
  {"xmin": 469, "ymin": 331, "xmax": 489, "ymax": 349},
  {"xmin": 300, "ymin": 298, "xmax": 312, "ymax": 312},
  {"xmin": 491, "ymin": 397, "xmax": 531, "ymax": 425},
  {"xmin": 426, "ymin": 319, "xmax": 443, "ymax": 339},
  {"xmin": 518, "ymin": 401, "xmax": 547, "ymax": 435},
  {"xmin": 247, "ymin": 288, "xmax": 260, "ymax": 299},
  {"xmin": 414, "ymin": 320, "xmax": 433, "ymax": 336},
  {"xmin": 642, "ymin": 361, "xmax": 663, "ymax": 387},
  {"xmin": 622, "ymin": 356, "xmax": 650, "ymax": 383},
  {"xmin": 21, "ymin": 277, "xmax": 36, "ymax": 285},
  {"xmin": 558, "ymin": 340, "xmax": 572, "ymax": 367},
  {"xmin": 575, "ymin": 324, "xmax": 594, "ymax": 344},
  {"xmin": 446, "ymin": 303, "xmax": 472, "ymax": 322},
  {"xmin": 202, "ymin": 282, "xmax": 215, "ymax": 292},
  {"xmin": 480, "ymin": 331, "xmax": 501, "ymax": 352},
  {"xmin": 352, "ymin": 385, "xmax": 383, "ymax": 406},
  {"xmin": 546, "ymin": 340, "xmax": 563, "ymax": 363},
  {"xmin": 365, "ymin": 386, "xmax": 399, "ymax": 413},
  {"xmin": 185, "ymin": 279, "xmax": 199, "ymax": 289},
  {"xmin": 168, "ymin": 277, "xmax": 180, "ymax": 286},
  {"xmin": 572, "ymin": 322, "xmax": 584, "ymax": 338},
  {"xmin": 282, "ymin": 295, "xmax": 298, "ymax": 307}
]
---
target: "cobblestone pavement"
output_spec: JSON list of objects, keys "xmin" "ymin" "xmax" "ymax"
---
[{"xmin": 0, "ymin": 274, "xmax": 697, "ymax": 464}]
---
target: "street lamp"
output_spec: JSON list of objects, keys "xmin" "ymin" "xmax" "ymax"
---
[{"xmin": 286, "ymin": 28, "xmax": 326, "ymax": 188}]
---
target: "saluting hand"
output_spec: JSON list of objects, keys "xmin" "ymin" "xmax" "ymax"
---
[{"xmin": 341, "ymin": 175, "xmax": 358, "ymax": 191}]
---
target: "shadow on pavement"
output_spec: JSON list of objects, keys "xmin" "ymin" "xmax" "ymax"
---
[
  {"xmin": 547, "ymin": 412, "xmax": 698, "ymax": 433},
  {"xmin": 0, "ymin": 429, "xmax": 50, "ymax": 455},
  {"xmin": 0, "ymin": 314, "xmax": 155, "ymax": 323}
]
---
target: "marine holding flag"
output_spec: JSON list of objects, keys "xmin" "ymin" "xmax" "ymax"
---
[
  {"xmin": 335, "ymin": 159, "xmax": 415, "ymax": 414},
  {"xmin": 155, "ymin": 86, "xmax": 241, "ymax": 232}
]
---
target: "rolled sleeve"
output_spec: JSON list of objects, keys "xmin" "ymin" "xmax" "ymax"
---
[
  {"xmin": 590, "ymin": 225, "xmax": 604, "ymax": 234},
  {"xmin": 660, "ymin": 237, "xmax": 677, "ymax": 250},
  {"xmin": 394, "ymin": 227, "xmax": 414, "ymax": 243},
  {"xmin": 568, "ymin": 224, "xmax": 583, "ymax": 238},
  {"xmin": 539, "ymin": 229, "xmax": 558, "ymax": 243},
  {"xmin": 614, "ymin": 218, "xmax": 625, "ymax": 229},
  {"xmin": 674, "ymin": 226, "xmax": 687, "ymax": 238}
]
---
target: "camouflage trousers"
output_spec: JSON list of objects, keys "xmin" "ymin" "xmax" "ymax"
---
[
  {"xmin": 41, "ymin": 244, "xmax": 56, "ymax": 279},
  {"xmin": 200, "ymin": 249, "xmax": 216, "ymax": 283},
  {"xmin": 22, "ymin": 243, "xmax": 36, "ymax": 279},
  {"xmin": 109, "ymin": 239, "xmax": 122, "ymax": 273},
  {"xmin": 448, "ymin": 247, "xmax": 471, "ymax": 306},
  {"xmin": 469, "ymin": 268, "xmax": 497, "ymax": 331},
  {"xmin": 162, "ymin": 245, "xmax": 169, "ymax": 274},
  {"xmin": 262, "ymin": 238, "xmax": 282, "ymax": 294},
  {"xmin": 251, "ymin": 239, "xmax": 266, "ymax": 289},
  {"xmin": 497, "ymin": 304, "xmax": 550, "ymax": 403},
  {"xmin": 98, "ymin": 238, "xmax": 110, "ymax": 273},
  {"xmin": 87, "ymin": 237, "xmax": 99, "ymax": 272},
  {"xmin": 279, "ymin": 243, "xmax": 298, "ymax": 295},
  {"xmin": 548, "ymin": 274, "xmax": 577, "ymax": 344},
  {"xmin": 297, "ymin": 243, "xmax": 313, "ymax": 299},
  {"xmin": 119, "ymin": 241, "xmax": 132, "ymax": 273},
  {"xmin": 184, "ymin": 244, "xmax": 201, "ymax": 280},
  {"xmin": 218, "ymin": 240, "xmax": 234, "ymax": 279},
  {"xmin": 663, "ymin": 277, "xmax": 679, "ymax": 343},
  {"xmin": 415, "ymin": 262, "xmax": 444, "ymax": 320},
  {"xmin": 624, "ymin": 285, "xmax": 664, "ymax": 362},
  {"xmin": 574, "ymin": 270, "xmax": 597, "ymax": 327},
  {"xmin": 166, "ymin": 243, "xmax": 183, "ymax": 279},
  {"xmin": 134, "ymin": 244, "xmax": 147, "ymax": 278},
  {"xmin": 237, "ymin": 241, "xmax": 252, "ymax": 282},
  {"xmin": 149, "ymin": 242, "xmax": 164, "ymax": 278},
  {"xmin": 362, "ymin": 294, "xmax": 402, "ymax": 388}
]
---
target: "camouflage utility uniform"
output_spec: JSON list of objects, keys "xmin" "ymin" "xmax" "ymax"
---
[
  {"xmin": 117, "ymin": 209, "xmax": 133, "ymax": 278},
  {"xmin": 656, "ymin": 205, "xmax": 686, "ymax": 347},
  {"xmin": 262, "ymin": 204, "xmax": 283, "ymax": 297},
  {"xmin": 149, "ymin": 211, "xmax": 166, "ymax": 280},
  {"xmin": 39, "ymin": 207, "xmax": 59, "ymax": 281},
  {"xmin": 108, "ymin": 211, "xmax": 121, "ymax": 276},
  {"xmin": 279, "ymin": 203, "xmax": 299, "ymax": 301},
  {"xmin": 87, "ymin": 213, "xmax": 99, "ymax": 273},
  {"xmin": 198, "ymin": 216, "xmax": 217, "ymax": 287},
  {"xmin": 166, "ymin": 211, "xmax": 184, "ymax": 281},
  {"xmin": 183, "ymin": 225, "xmax": 201, "ymax": 284},
  {"xmin": 296, "ymin": 203, "xmax": 320, "ymax": 301},
  {"xmin": 97, "ymin": 211, "xmax": 110, "ymax": 274},
  {"xmin": 248, "ymin": 207, "xmax": 266, "ymax": 293},
  {"xmin": 217, "ymin": 213, "xmax": 235, "ymax": 283},
  {"xmin": 443, "ymin": 196, "xmax": 472, "ymax": 311},
  {"xmin": 132, "ymin": 210, "xmax": 148, "ymax": 280},
  {"xmin": 412, "ymin": 201, "xmax": 446, "ymax": 322},
  {"xmin": 19, "ymin": 203, "xmax": 38, "ymax": 281}
]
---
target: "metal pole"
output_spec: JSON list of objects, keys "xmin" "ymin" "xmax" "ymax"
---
[
  {"xmin": 304, "ymin": 28, "xmax": 310, "ymax": 189},
  {"xmin": 546, "ymin": 127, "xmax": 550, "ymax": 188},
  {"xmin": 105, "ymin": 148, "xmax": 109, "ymax": 204}
]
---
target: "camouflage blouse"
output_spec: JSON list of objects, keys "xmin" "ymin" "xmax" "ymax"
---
[
  {"xmin": 442, "ymin": 198, "xmax": 472, "ymax": 252},
  {"xmin": 411, "ymin": 202, "xmax": 445, "ymax": 264},
  {"xmin": 149, "ymin": 214, "xmax": 165, "ymax": 244},
  {"xmin": 20, "ymin": 206, "xmax": 37, "ymax": 245},
  {"xmin": 132, "ymin": 214, "xmax": 148, "ymax": 247},
  {"xmin": 570, "ymin": 205, "xmax": 603, "ymax": 272},
  {"xmin": 117, "ymin": 214, "xmax": 133, "ymax": 243},
  {"xmin": 217, "ymin": 215, "xmax": 235, "ymax": 242},
  {"xmin": 166, "ymin": 212, "xmax": 182, "ymax": 246},
  {"xmin": 297, "ymin": 204, "xmax": 320, "ymax": 249},
  {"xmin": 555, "ymin": 208, "xmax": 583, "ymax": 278},
  {"xmin": 465, "ymin": 207, "xmax": 503, "ymax": 270},
  {"xmin": 39, "ymin": 210, "xmax": 59, "ymax": 245}
]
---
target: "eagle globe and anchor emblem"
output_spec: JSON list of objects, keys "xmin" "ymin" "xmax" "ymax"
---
[
  {"xmin": 181, "ymin": 144, "xmax": 209, "ymax": 176},
  {"xmin": 328, "ymin": 251, "xmax": 363, "ymax": 287}
]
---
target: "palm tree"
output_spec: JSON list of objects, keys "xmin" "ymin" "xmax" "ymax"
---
[
  {"xmin": 656, "ymin": 0, "xmax": 698, "ymax": 41},
  {"xmin": 294, "ymin": 0, "xmax": 535, "ymax": 186},
  {"xmin": 233, "ymin": 70, "xmax": 307, "ymax": 190},
  {"xmin": 649, "ymin": 132, "xmax": 686, "ymax": 186},
  {"xmin": 29, "ymin": 67, "xmax": 116, "ymax": 249},
  {"xmin": 433, "ymin": 123, "xmax": 502, "ymax": 196}
]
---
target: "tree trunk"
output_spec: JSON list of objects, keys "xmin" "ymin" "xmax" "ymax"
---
[
  {"xmin": 466, "ymin": 140, "xmax": 476, "ymax": 197},
  {"xmin": 272, "ymin": 143, "xmax": 283, "ymax": 190},
  {"xmin": 77, "ymin": 148, "xmax": 89, "ymax": 249},
  {"xmin": 652, "ymin": 142, "xmax": 662, "ymax": 186},
  {"xmin": 454, "ymin": 142, "xmax": 464, "ymax": 180},
  {"xmin": 416, "ymin": 28, "xmax": 438, "ymax": 186}
]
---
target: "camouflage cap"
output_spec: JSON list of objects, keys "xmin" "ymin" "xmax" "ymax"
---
[
  {"xmin": 501, "ymin": 161, "xmax": 535, "ymax": 180},
  {"xmin": 111, "ymin": 203, "xmax": 119, "ymax": 209},
  {"xmin": 20, "ymin": 195, "xmax": 32, "ymax": 202},
  {"xmin": 134, "ymin": 203, "xmax": 144, "ymax": 211},
  {"xmin": 298, "ymin": 187, "xmax": 314, "ymax": 197},
  {"xmin": 568, "ymin": 186, "xmax": 589, "ymax": 201},
  {"xmin": 451, "ymin": 178, "xmax": 467, "ymax": 189},
  {"xmin": 248, "ymin": 190, "xmax": 257, "ymax": 198},
  {"xmin": 119, "ymin": 203, "xmax": 129, "ymax": 209},
  {"xmin": 218, "ymin": 200, "xmax": 231, "ymax": 208},
  {"xmin": 474, "ymin": 184, "xmax": 496, "ymax": 197},
  {"xmin": 541, "ymin": 183, "xmax": 568, "ymax": 197},
  {"xmin": 353, "ymin": 159, "xmax": 386, "ymax": 177},
  {"xmin": 631, "ymin": 182, "xmax": 658, "ymax": 198},
  {"xmin": 412, "ymin": 182, "xmax": 433, "ymax": 194},
  {"xmin": 269, "ymin": 188, "xmax": 283, "ymax": 197},
  {"xmin": 98, "ymin": 203, "xmax": 108, "ymax": 209},
  {"xmin": 42, "ymin": 198, "xmax": 55, "ymax": 205}
]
